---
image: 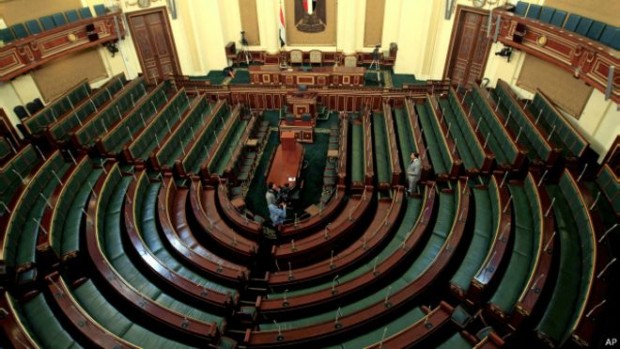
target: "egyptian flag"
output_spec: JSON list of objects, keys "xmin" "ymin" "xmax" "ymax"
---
[
  {"xmin": 303, "ymin": 0, "xmax": 318, "ymax": 14},
  {"xmin": 279, "ymin": 1, "xmax": 286, "ymax": 47}
]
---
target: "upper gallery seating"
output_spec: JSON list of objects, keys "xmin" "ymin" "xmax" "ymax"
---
[
  {"xmin": 0, "ymin": 5, "xmax": 109, "ymax": 45},
  {"xmin": 511, "ymin": 1, "xmax": 620, "ymax": 50}
]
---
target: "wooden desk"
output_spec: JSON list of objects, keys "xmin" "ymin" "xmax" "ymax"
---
[
  {"xmin": 245, "ymin": 138, "xmax": 258, "ymax": 148},
  {"xmin": 304, "ymin": 204, "xmax": 320, "ymax": 216},
  {"xmin": 327, "ymin": 149, "xmax": 339, "ymax": 159},
  {"xmin": 249, "ymin": 65, "xmax": 365, "ymax": 87},
  {"xmin": 267, "ymin": 143, "xmax": 304, "ymax": 189},
  {"xmin": 231, "ymin": 197, "xmax": 246, "ymax": 211}
]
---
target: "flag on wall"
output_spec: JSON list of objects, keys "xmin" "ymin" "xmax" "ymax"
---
[
  {"xmin": 303, "ymin": 0, "xmax": 318, "ymax": 14},
  {"xmin": 279, "ymin": 1, "xmax": 287, "ymax": 47}
]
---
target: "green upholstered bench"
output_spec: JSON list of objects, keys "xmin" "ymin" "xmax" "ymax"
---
[
  {"xmin": 101, "ymin": 81, "xmax": 168, "ymax": 155},
  {"xmin": 12, "ymin": 292, "xmax": 82, "ymax": 348},
  {"xmin": 536, "ymin": 173, "xmax": 595, "ymax": 346},
  {"xmin": 416, "ymin": 102, "xmax": 448, "ymax": 176},
  {"xmin": 128, "ymin": 89, "xmax": 190, "ymax": 161},
  {"xmin": 393, "ymin": 106, "xmax": 417, "ymax": 167},
  {"xmin": 264, "ymin": 189, "xmax": 454, "ymax": 330},
  {"xmin": 138, "ymin": 182, "xmax": 238, "ymax": 298},
  {"xmin": 72, "ymin": 279, "xmax": 194, "ymax": 348},
  {"xmin": 450, "ymin": 183, "xmax": 495, "ymax": 294},
  {"xmin": 49, "ymin": 158, "xmax": 104, "ymax": 260},
  {"xmin": 372, "ymin": 112, "xmax": 391, "ymax": 184},
  {"xmin": 488, "ymin": 182, "xmax": 537, "ymax": 316},
  {"xmin": 100, "ymin": 175, "xmax": 224, "ymax": 326},
  {"xmin": 23, "ymin": 81, "xmax": 91, "ymax": 137},
  {"xmin": 74, "ymin": 78, "xmax": 147, "ymax": 148},
  {"xmin": 1, "ymin": 145, "xmax": 39, "ymax": 215},
  {"xmin": 49, "ymin": 75, "xmax": 125, "ymax": 143},
  {"xmin": 5, "ymin": 152, "xmax": 71, "ymax": 283},
  {"xmin": 439, "ymin": 99, "xmax": 476, "ymax": 171},
  {"xmin": 351, "ymin": 122, "xmax": 364, "ymax": 184},
  {"xmin": 180, "ymin": 102, "xmax": 231, "ymax": 175}
]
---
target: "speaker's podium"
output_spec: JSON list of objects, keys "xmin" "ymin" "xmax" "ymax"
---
[{"xmin": 279, "ymin": 91, "xmax": 317, "ymax": 143}]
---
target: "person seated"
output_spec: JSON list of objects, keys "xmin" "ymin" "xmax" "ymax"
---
[
  {"xmin": 278, "ymin": 183, "xmax": 291, "ymax": 206},
  {"xmin": 269, "ymin": 202, "xmax": 287, "ymax": 228}
]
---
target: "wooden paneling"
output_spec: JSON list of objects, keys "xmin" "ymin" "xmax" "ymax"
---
[
  {"xmin": 517, "ymin": 54, "xmax": 592, "ymax": 117},
  {"xmin": 239, "ymin": 0, "xmax": 260, "ymax": 45},
  {"xmin": 32, "ymin": 49, "xmax": 107, "ymax": 102},
  {"xmin": 492, "ymin": 7, "xmax": 620, "ymax": 103},
  {"xmin": 364, "ymin": 0, "xmax": 385, "ymax": 47},
  {"xmin": 0, "ymin": 12, "xmax": 125, "ymax": 81},
  {"xmin": 127, "ymin": 8, "xmax": 181, "ymax": 85},
  {"xmin": 444, "ymin": 6, "xmax": 492, "ymax": 87}
]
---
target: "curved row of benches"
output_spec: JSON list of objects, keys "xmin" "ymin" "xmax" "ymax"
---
[
  {"xmin": 246, "ymin": 180, "xmax": 469, "ymax": 347},
  {"xmin": 464, "ymin": 85, "xmax": 526, "ymax": 171}
]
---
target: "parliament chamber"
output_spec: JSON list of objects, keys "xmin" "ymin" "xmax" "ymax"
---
[{"xmin": 0, "ymin": 0, "xmax": 618, "ymax": 348}]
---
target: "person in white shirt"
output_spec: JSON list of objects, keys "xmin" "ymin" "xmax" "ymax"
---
[{"xmin": 407, "ymin": 152, "xmax": 421, "ymax": 196}]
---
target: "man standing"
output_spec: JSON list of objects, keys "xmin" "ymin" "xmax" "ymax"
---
[{"xmin": 407, "ymin": 152, "xmax": 421, "ymax": 196}]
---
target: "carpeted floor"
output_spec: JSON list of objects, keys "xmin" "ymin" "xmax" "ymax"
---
[
  {"xmin": 245, "ymin": 131, "xmax": 279, "ymax": 220},
  {"xmin": 245, "ymin": 124, "xmax": 330, "ymax": 222},
  {"xmin": 230, "ymin": 70, "xmax": 250, "ymax": 84},
  {"xmin": 392, "ymin": 74, "xmax": 422, "ymax": 88},
  {"xmin": 190, "ymin": 70, "xmax": 227, "ymax": 85}
]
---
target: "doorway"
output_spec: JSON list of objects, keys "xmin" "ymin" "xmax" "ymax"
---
[
  {"xmin": 126, "ymin": 7, "xmax": 181, "ymax": 85},
  {"xmin": 444, "ymin": 6, "xmax": 493, "ymax": 88}
]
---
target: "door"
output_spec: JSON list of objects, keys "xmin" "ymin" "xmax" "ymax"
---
[
  {"xmin": 126, "ymin": 8, "xmax": 181, "ymax": 85},
  {"xmin": 444, "ymin": 6, "xmax": 492, "ymax": 87}
]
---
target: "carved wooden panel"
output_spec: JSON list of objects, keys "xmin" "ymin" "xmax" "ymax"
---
[
  {"xmin": 127, "ymin": 8, "xmax": 180, "ymax": 85},
  {"xmin": 0, "ymin": 12, "xmax": 125, "ymax": 81},
  {"xmin": 444, "ymin": 6, "xmax": 492, "ymax": 87},
  {"xmin": 493, "ymin": 8, "xmax": 619, "ymax": 103}
]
